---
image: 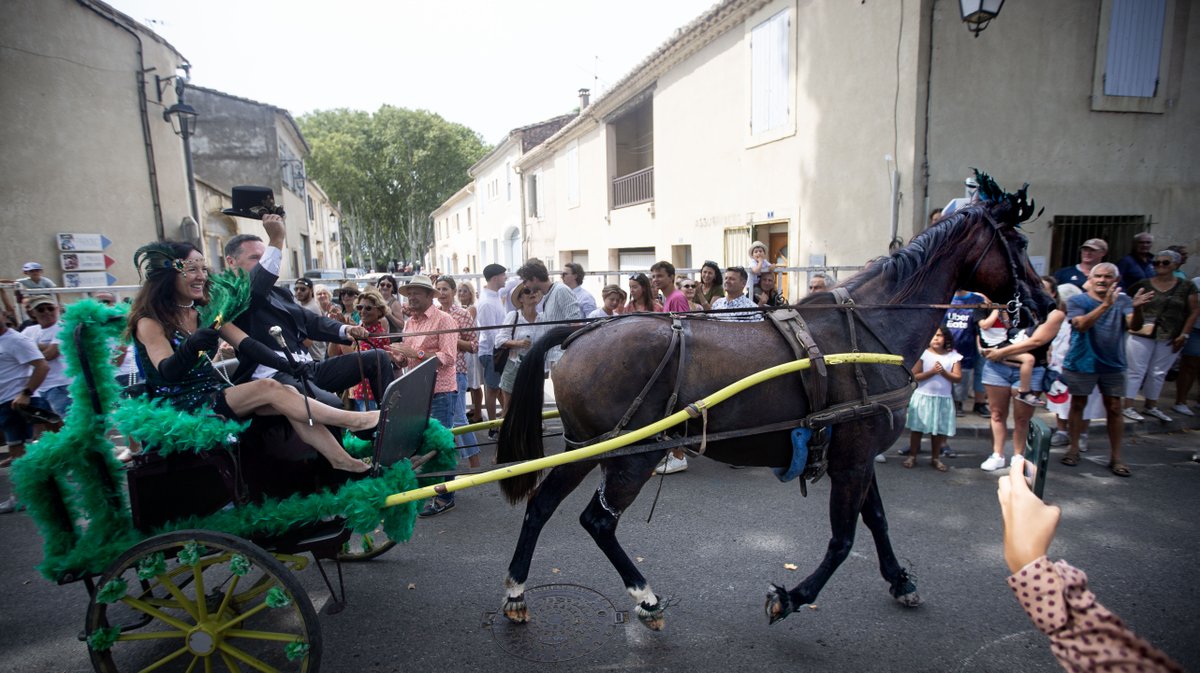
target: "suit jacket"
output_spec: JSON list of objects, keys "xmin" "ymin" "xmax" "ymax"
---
[{"xmin": 231, "ymin": 262, "xmax": 350, "ymax": 382}]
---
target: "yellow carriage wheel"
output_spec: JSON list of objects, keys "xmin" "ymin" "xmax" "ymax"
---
[
  {"xmin": 337, "ymin": 518, "xmax": 397, "ymax": 563},
  {"xmin": 85, "ymin": 530, "xmax": 322, "ymax": 673}
]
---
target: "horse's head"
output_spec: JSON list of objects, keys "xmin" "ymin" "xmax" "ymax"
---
[{"xmin": 955, "ymin": 172, "xmax": 1056, "ymax": 321}]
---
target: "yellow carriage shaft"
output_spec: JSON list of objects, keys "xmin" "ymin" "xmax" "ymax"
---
[{"xmin": 384, "ymin": 353, "xmax": 903, "ymax": 508}]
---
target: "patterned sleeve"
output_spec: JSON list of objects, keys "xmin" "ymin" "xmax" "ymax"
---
[{"xmin": 1007, "ymin": 557, "xmax": 1184, "ymax": 672}]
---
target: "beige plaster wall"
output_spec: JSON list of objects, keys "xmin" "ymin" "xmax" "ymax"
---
[
  {"xmin": 926, "ymin": 0, "xmax": 1200, "ymax": 274},
  {"xmin": 473, "ymin": 143, "xmax": 524, "ymax": 268},
  {"xmin": 1, "ymin": 0, "xmax": 194, "ymax": 287}
]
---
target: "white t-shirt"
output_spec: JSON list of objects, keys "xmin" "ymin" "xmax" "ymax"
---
[
  {"xmin": 915, "ymin": 349, "xmax": 963, "ymax": 398},
  {"xmin": 587, "ymin": 308, "xmax": 615, "ymax": 319},
  {"xmin": 22, "ymin": 322, "xmax": 70, "ymax": 390},
  {"xmin": 0, "ymin": 328, "xmax": 45, "ymax": 404}
]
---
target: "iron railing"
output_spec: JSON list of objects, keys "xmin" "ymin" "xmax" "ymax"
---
[{"xmin": 612, "ymin": 166, "xmax": 654, "ymax": 209}]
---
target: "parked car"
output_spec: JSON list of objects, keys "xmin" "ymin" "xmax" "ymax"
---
[{"xmin": 303, "ymin": 268, "xmax": 358, "ymax": 282}]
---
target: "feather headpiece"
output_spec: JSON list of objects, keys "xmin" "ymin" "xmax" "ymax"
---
[
  {"xmin": 132, "ymin": 242, "xmax": 185, "ymax": 279},
  {"xmin": 971, "ymin": 168, "xmax": 1040, "ymax": 225}
]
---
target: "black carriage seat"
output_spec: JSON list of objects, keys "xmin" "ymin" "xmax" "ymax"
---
[{"xmin": 373, "ymin": 358, "xmax": 439, "ymax": 468}]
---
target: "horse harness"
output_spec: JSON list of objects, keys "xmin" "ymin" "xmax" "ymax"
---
[{"xmin": 560, "ymin": 297, "xmax": 914, "ymax": 493}]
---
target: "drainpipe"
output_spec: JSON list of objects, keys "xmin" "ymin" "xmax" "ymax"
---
[{"xmin": 77, "ymin": 0, "xmax": 166, "ymax": 241}]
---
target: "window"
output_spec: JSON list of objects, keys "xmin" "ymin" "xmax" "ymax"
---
[
  {"xmin": 566, "ymin": 141, "xmax": 580, "ymax": 208},
  {"xmin": 455, "ymin": 213, "xmax": 461, "ymax": 233},
  {"xmin": 506, "ymin": 162, "xmax": 512, "ymax": 200},
  {"xmin": 527, "ymin": 173, "xmax": 541, "ymax": 218},
  {"xmin": 1092, "ymin": 0, "xmax": 1179, "ymax": 113},
  {"xmin": 1050, "ymin": 215, "xmax": 1149, "ymax": 271},
  {"xmin": 750, "ymin": 9, "xmax": 790, "ymax": 136},
  {"xmin": 306, "ymin": 195, "xmax": 314, "ymax": 221},
  {"xmin": 467, "ymin": 207, "xmax": 472, "ymax": 230},
  {"xmin": 617, "ymin": 247, "xmax": 656, "ymax": 271}
]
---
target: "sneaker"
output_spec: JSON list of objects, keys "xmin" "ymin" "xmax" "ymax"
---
[
  {"xmin": 1172, "ymin": 404, "xmax": 1195, "ymax": 417},
  {"xmin": 1079, "ymin": 434, "xmax": 1089, "ymax": 452},
  {"xmin": 0, "ymin": 495, "xmax": 23, "ymax": 515},
  {"xmin": 1016, "ymin": 391, "xmax": 1045, "ymax": 407},
  {"xmin": 941, "ymin": 446, "xmax": 958, "ymax": 458},
  {"xmin": 874, "ymin": 454, "xmax": 887, "ymax": 464},
  {"xmin": 1143, "ymin": 407, "xmax": 1173, "ymax": 422},
  {"xmin": 1122, "ymin": 408, "xmax": 1145, "ymax": 422},
  {"xmin": 1050, "ymin": 431, "xmax": 1069, "ymax": 447},
  {"xmin": 980, "ymin": 453, "xmax": 1007, "ymax": 471},
  {"xmin": 954, "ymin": 402, "xmax": 965, "ymax": 418},
  {"xmin": 655, "ymin": 455, "xmax": 688, "ymax": 474},
  {"xmin": 974, "ymin": 403, "xmax": 991, "ymax": 418},
  {"xmin": 418, "ymin": 498, "xmax": 455, "ymax": 518}
]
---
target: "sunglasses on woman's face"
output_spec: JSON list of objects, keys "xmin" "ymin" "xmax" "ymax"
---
[
  {"xmin": 1152, "ymin": 260, "xmax": 1173, "ymax": 267},
  {"xmin": 681, "ymin": 284, "xmax": 695, "ymax": 289},
  {"xmin": 354, "ymin": 304, "xmax": 378, "ymax": 312},
  {"xmin": 379, "ymin": 283, "xmax": 393, "ymax": 289}
]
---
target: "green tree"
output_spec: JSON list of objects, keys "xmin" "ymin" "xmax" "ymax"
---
[{"xmin": 299, "ymin": 106, "xmax": 488, "ymax": 270}]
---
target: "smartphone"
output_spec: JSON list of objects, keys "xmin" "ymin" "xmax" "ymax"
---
[{"xmin": 1023, "ymin": 418, "xmax": 1052, "ymax": 499}]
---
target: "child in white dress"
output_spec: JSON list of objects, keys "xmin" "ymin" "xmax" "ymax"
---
[{"xmin": 904, "ymin": 326, "xmax": 963, "ymax": 471}]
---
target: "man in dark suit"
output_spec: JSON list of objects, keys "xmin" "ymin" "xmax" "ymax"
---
[{"xmin": 224, "ymin": 214, "xmax": 393, "ymax": 408}]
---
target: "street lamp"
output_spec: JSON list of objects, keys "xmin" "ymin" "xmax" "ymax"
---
[
  {"xmin": 161, "ymin": 78, "xmax": 201, "ymax": 226},
  {"xmin": 960, "ymin": 0, "xmax": 1005, "ymax": 37}
]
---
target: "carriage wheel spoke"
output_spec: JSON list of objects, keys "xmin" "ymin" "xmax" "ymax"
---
[
  {"xmin": 121, "ymin": 596, "xmax": 195, "ymax": 632},
  {"xmin": 194, "ymin": 563, "xmax": 208, "ymax": 621},
  {"xmin": 215, "ymin": 574, "xmax": 241, "ymax": 621},
  {"xmin": 156, "ymin": 574, "xmax": 201, "ymax": 622},
  {"xmin": 217, "ymin": 641, "xmax": 280, "ymax": 673},
  {"xmin": 117, "ymin": 630, "xmax": 187, "ymax": 641},
  {"xmin": 224, "ymin": 628, "xmax": 303, "ymax": 643},
  {"xmin": 184, "ymin": 655, "xmax": 200, "ymax": 673},
  {"xmin": 219, "ymin": 651, "xmax": 244, "ymax": 673},
  {"xmin": 214, "ymin": 601, "xmax": 270, "ymax": 633},
  {"xmin": 134, "ymin": 644, "xmax": 190, "ymax": 673}
]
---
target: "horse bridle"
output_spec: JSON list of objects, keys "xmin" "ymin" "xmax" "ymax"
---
[{"xmin": 965, "ymin": 210, "xmax": 1031, "ymax": 328}]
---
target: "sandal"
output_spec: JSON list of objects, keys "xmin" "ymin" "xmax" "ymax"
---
[
  {"xmin": 902, "ymin": 455, "xmax": 916, "ymax": 469},
  {"xmin": 1060, "ymin": 452, "xmax": 1080, "ymax": 467},
  {"xmin": 931, "ymin": 459, "xmax": 948, "ymax": 472},
  {"xmin": 1108, "ymin": 462, "xmax": 1131, "ymax": 478}
]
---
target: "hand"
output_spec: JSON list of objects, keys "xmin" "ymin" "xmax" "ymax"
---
[
  {"xmin": 997, "ymin": 460, "xmax": 1061, "ymax": 574},
  {"xmin": 931, "ymin": 362, "xmax": 945, "ymax": 375},
  {"xmin": 11, "ymin": 391, "xmax": 31, "ymax": 410},
  {"xmin": 293, "ymin": 360, "xmax": 320, "ymax": 380},
  {"xmin": 1173, "ymin": 335, "xmax": 1187, "ymax": 353},
  {"xmin": 189, "ymin": 328, "xmax": 221, "ymax": 352},
  {"xmin": 262, "ymin": 213, "xmax": 286, "ymax": 245},
  {"xmin": 981, "ymin": 347, "xmax": 1001, "ymax": 362},
  {"xmin": 1130, "ymin": 288, "xmax": 1153, "ymax": 309},
  {"xmin": 347, "ymin": 325, "xmax": 369, "ymax": 340},
  {"xmin": 393, "ymin": 343, "xmax": 419, "ymax": 359}
]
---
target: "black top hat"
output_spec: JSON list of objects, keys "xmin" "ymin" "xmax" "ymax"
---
[{"xmin": 222, "ymin": 186, "xmax": 284, "ymax": 220}]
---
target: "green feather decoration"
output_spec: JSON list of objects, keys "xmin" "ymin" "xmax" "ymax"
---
[
  {"xmin": 95, "ymin": 578, "xmax": 128, "ymax": 604},
  {"xmin": 198, "ymin": 268, "xmax": 251, "ymax": 327},
  {"xmin": 13, "ymin": 298, "xmax": 460, "ymax": 582},
  {"xmin": 284, "ymin": 641, "xmax": 311, "ymax": 661},
  {"xmin": 229, "ymin": 554, "xmax": 252, "ymax": 576},
  {"xmin": 265, "ymin": 586, "xmax": 292, "ymax": 608},
  {"xmin": 87, "ymin": 626, "xmax": 121, "ymax": 652}
]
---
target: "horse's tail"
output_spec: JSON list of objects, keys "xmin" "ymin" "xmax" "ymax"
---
[{"xmin": 497, "ymin": 325, "xmax": 578, "ymax": 504}]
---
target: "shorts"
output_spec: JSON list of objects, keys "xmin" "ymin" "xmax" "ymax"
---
[
  {"xmin": 1185, "ymin": 329, "xmax": 1200, "ymax": 358},
  {"xmin": 479, "ymin": 354, "xmax": 502, "ymax": 389},
  {"xmin": 41, "ymin": 384, "xmax": 71, "ymax": 417},
  {"xmin": 981, "ymin": 360, "xmax": 1045, "ymax": 391},
  {"xmin": 1062, "ymin": 369, "xmax": 1125, "ymax": 398},
  {"xmin": 1, "ymin": 397, "xmax": 54, "ymax": 445}
]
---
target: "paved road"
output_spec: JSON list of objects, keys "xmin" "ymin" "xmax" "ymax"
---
[{"xmin": 1, "ymin": 428, "xmax": 1197, "ymax": 672}]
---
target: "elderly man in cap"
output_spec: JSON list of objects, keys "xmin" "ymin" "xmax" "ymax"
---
[
  {"xmin": 20, "ymin": 296, "xmax": 71, "ymax": 418},
  {"xmin": 394, "ymin": 275, "xmax": 460, "ymax": 517},
  {"xmin": 1054, "ymin": 238, "xmax": 1108, "ymax": 289},
  {"xmin": 18, "ymin": 262, "xmax": 56, "ymax": 293},
  {"xmin": 222, "ymin": 212, "xmax": 393, "ymax": 410},
  {"xmin": 476, "ymin": 263, "xmax": 508, "ymax": 425},
  {"xmin": 940, "ymin": 175, "xmax": 981, "ymax": 219}
]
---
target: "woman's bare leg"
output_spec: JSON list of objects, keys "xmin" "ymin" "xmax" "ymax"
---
[
  {"xmin": 224, "ymin": 379, "xmax": 378, "ymax": 431},
  {"xmin": 285, "ymin": 416, "xmax": 369, "ymax": 473},
  {"xmin": 985, "ymin": 384, "xmax": 1010, "ymax": 459}
]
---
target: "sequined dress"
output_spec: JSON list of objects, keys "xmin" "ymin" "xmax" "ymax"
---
[{"xmin": 134, "ymin": 325, "xmax": 232, "ymax": 416}]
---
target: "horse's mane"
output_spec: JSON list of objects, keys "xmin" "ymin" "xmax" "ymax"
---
[{"xmin": 833, "ymin": 203, "xmax": 1003, "ymax": 304}]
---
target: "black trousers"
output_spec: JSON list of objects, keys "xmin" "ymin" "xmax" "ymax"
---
[{"xmin": 272, "ymin": 349, "xmax": 393, "ymax": 409}]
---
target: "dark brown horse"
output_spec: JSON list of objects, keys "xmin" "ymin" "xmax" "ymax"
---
[{"xmin": 496, "ymin": 184, "xmax": 1052, "ymax": 629}]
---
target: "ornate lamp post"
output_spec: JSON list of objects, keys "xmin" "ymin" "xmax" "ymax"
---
[
  {"xmin": 162, "ymin": 78, "xmax": 200, "ymax": 225},
  {"xmin": 960, "ymin": 0, "xmax": 1005, "ymax": 37}
]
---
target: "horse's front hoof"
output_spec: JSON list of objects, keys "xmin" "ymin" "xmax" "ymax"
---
[
  {"xmin": 635, "ymin": 599, "xmax": 665, "ymax": 631},
  {"xmin": 765, "ymin": 584, "xmax": 794, "ymax": 624},
  {"xmin": 889, "ymin": 570, "xmax": 922, "ymax": 608},
  {"xmin": 503, "ymin": 595, "xmax": 529, "ymax": 623}
]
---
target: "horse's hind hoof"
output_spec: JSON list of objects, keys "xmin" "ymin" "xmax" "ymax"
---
[
  {"xmin": 503, "ymin": 595, "xmax": 529, "ymax": 623},
  {"xmin": 889, "ymin": 570, "xmax": 922, "ymax": 608},
  {"xmin": 765, "ymin": 584, "xmax": 794, "ymax": 625},
  {"xmin": 636, "ymin": 599, "xmax": 665, "ymax": 631}
]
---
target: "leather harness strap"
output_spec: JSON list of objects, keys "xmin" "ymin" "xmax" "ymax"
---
[{"xmin": 767, "ymin": 308, "xmax": 827, "ymax": 413}]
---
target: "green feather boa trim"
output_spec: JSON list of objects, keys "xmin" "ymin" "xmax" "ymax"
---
[
  {"xmin": 198, "ymin": 268, "xmax": 251, "ymax": 327},
  {"xmin": 13, "ymin": 299, "xmax": 460, "ymax": 582},
  {"xmin": 111, "ymin": 397, "xmax": 249, "ymax": 455}
]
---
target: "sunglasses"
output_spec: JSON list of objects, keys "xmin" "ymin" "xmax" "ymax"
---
[
  {"xmin": 354, "ymin": 304, "xmax": 379, "ymax": 312},
  {"xmin": 1152, "ymin": 260, "xmax": 1174, "ymax": 267},
  {"xmin": 681, "ymin": 284, "xmax": 696, "ymax": 289}
]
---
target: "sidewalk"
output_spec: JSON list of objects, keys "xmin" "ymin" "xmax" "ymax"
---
[{"xmin": 544, "ymin": 375, "xmax": 1200, "ymax": 439}]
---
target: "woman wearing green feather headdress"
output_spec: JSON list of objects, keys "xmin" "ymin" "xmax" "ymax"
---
[{"xmin": 127, "ymin": 240, "xmax": 375, "ymax": 472}]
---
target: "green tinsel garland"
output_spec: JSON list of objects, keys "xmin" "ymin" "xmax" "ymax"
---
[
  {"xmin": 111, "ymin": 397, "xmax": 248, "ymax": 456},
  {"xmin": 265, "ymin": 586, "xmax": 292, "ymax": 608},
  {"xmin": 284, "ymin": 641, "xmax": 310, "ymax": 661},
  {"xmin": 87, "ymin": 626, "xmax": 121, "ymax": 652},
  {"xmin": 13, "ymin": 299, "xmax": 460, "ymax": 582},
  {"xmin": 198, "ymin": 268, "xmax": 251, "ymax": 328},
  {"xmin": 95, "ymin": 578, "xmax": 128, "ymax": 604}
]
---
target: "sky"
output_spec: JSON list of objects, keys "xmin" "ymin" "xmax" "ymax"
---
[{"xmin": 105, "ymin": 0, "xmax": 718, "ymax": 144}]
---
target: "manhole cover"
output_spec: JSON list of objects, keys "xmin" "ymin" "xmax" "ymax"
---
[{"xmin": 484, "ymin": 583, "xmax": 625, "ymax": 662}]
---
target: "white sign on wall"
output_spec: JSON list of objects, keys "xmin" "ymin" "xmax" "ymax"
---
[
  {"xmin": 56, "ymin": 233, "xmax": 112, "ymax": 252},
  {"xmin": 63, "ymin": 272, "xmax": 117, "ymax": 287}
]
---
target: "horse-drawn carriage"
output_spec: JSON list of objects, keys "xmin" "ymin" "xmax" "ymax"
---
[
  {"xmin": 13, "ymin": 300, "xmax": 454, "ymax": 672},
  {"xmin": 14, "ymin": 172, "xmax": 1054, "ymax": 670}
]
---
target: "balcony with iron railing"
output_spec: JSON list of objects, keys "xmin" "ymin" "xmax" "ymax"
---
[{"xmin": 612, "ymin": 166, "xmax": 654, "ymax": 209}]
